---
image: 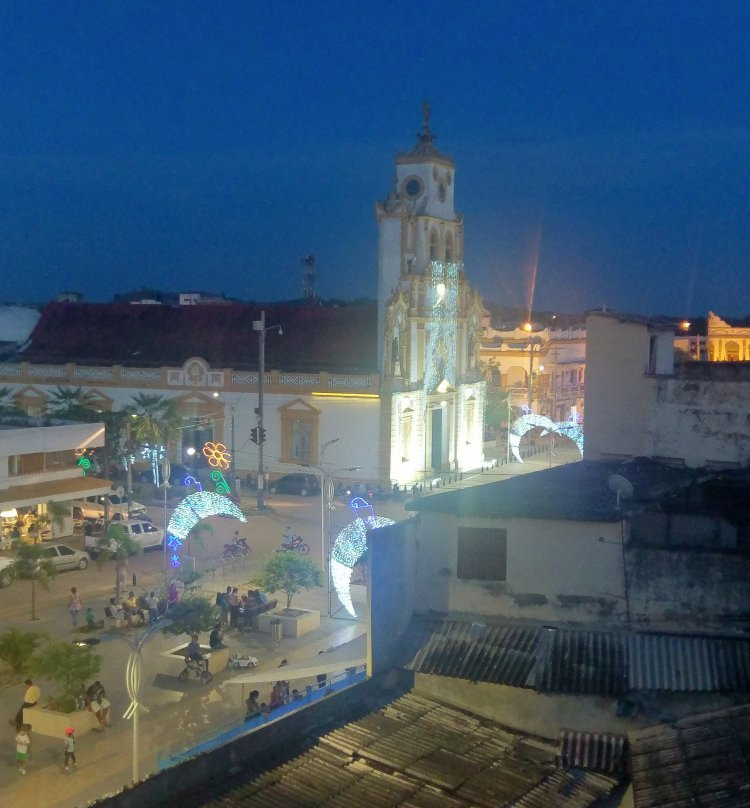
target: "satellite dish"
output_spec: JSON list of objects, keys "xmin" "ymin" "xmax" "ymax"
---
[{"xmin": 607, "ymin": 474, "xmax": 634, "ymax": 509}]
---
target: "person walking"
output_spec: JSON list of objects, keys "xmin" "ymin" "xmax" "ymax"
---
[
  {"xmin": 229, "ymin": 587, "xmax": 240, "ymax": 630},
  {"xmin": 15, "ymin": 724, "xmax": 31, "ymax": 775},
  {"xmin": 68, "ymin": 587, "xmax": 83, "ymax": 629},
  {"xmin": 145, "ymin": 590, "xmax": 159, "ymax": 623},
  {"xmin": 63, "ymin": 727, "xmax": 76, "ymax": 772}
]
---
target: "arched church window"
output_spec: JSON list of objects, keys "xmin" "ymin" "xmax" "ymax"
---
[
  {"xmin": 445, "ymin": 234, "xmax": 453, "ymax": 262},
  {"xmin": 429, "ymin": 231, "xmax": 439, "ymax": 261},
  {"xmin": 725, "ymin": 340, "xmax": 740, "ymax": 361}
]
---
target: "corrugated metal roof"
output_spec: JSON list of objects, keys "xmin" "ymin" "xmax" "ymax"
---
[
  {"xmin": 182, "ymin": 692, "xmax": 620, "ymax": 808},
  {"xmin": 628, "ymin": 632, "xmax": 750, "ymax": 691},
  {"xmin": 558, "ymin": 729, "xmax": 627, "ymax": 773},
  {"xmin": 403, "ymin": 617, "xmax": 750, "ymax": 697},
  {"xmin": 629, "ymin": 704, "xmax": 750, "ymax": 808}
]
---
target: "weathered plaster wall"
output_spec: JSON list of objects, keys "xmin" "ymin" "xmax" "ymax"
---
[
  {"xmin": 627, "ymin": 548, "xmax": 750, "ymax": 631},
  {"xmin": 414, "ymin": 512, "xmax": 628, "ymax": 625}
]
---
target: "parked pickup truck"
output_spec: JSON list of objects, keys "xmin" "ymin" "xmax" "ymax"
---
[
  {"xmin": 73, "ymin": 492, "xmax": 148, "ymax": 522},
  {"xmin": 84, "ymin": 519, "xmax": 164, "ymax": 555}
]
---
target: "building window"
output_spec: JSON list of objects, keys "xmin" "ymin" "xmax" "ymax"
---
[
  {"xmin": 647, "ymin": 336, "xmax": 657, "ymax": 374},
  {"xmin": 457, "ymin": 527, "xmax": 507, "ymax": 581},
  {"xmin": 429, "ymin": 230, "xmax": 439, "ymax": 261},
  {"xmin": 401, "ymin": 409, "xmax": 413, "ymax": 461},
  {"xmin": 279, "ymin": 399, "xmax": 320, "ymax": 465}
]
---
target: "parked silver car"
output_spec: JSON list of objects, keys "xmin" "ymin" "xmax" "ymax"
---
[{"xmin": 36, "ymin": 543, "xmax": 90, "ymax": 571}]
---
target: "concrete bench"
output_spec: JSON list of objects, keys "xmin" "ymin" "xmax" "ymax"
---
[{"xmin": 24, "ymin": 705, "xmax": 99, "ymax": 738}]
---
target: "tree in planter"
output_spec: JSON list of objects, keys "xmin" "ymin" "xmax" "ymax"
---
[
  {"xmin": 258, "ymin": 551, "xmax": 323, "ymax": 612},
  {"xmin": 45, "ymin": 501, "xmax": 69, "ymax": 540},
  {"xmin": 13, "ymin": 543, "xmax": 58, "ymax": 621},
  {"xmin": 31, "ymin": 641, "xmax": 101, "ymax": 713},
  {"xmin": 160, "ymin": 595, "xmax": 218, "ymax": 637},
  {"xmin": 0, "ymin": 628, "xmax": 46, "ymax": 676},
  {"xmin": 93, "ymin": 522, "xmax": 142, "ymax": 600}
]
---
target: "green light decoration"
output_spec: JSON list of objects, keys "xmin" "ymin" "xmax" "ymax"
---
[
  {"xmin": 166, "ymin": 491, "xmax": 246, "ymax": 568},
  {"xmin": 210, "ymin": 470, "xmax": 230, "ymax": 494},
  {"xmin": 77, "ymin": 456, "xmax": 91, "ymax": 475}
]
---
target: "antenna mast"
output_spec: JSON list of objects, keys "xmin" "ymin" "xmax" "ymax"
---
[{"xmin": 301, "ymin": 254, "xmax": 317, "ymax": 299}]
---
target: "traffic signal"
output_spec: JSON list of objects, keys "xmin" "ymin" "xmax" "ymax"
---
[
  {"xmin": 250, "ymin": 427, "xmax": 259, "ymax": 445},
  {"xmin": 259, "ymin": 427, "xmax": 266, "ymax": 444}
]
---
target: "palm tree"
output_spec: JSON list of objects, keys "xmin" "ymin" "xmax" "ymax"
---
[
  {"xmin": 93, "ymin": 522, "xmax": 142, "ymax": 599},
  {"xmin": 126, "ymin": 393, "xmax": 181, "ymax": 488},
  {"xmin": 13, "ymin": 544, "xmax": 58, "ymax": 621},
  {"xmin": 0, "ymin": 386, "xmax": 21, "ymax": 418},
  {"xmin": 47, "ymin": 386, "xmax": 99, "ymax": 421}
]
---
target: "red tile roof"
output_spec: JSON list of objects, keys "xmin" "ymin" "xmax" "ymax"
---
[{"xmin": 21, "ymin": 302, "xmax": 378, "ymax": 373}]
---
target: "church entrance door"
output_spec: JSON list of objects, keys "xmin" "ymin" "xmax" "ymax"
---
[{"xmin": 430, "ymin": 407, "xmax": 442, "ymax": 472}]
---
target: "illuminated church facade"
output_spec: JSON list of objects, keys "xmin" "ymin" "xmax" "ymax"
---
[{"xmin": 376, "ymin": 104, "xmax": 486, "ymax": 484}]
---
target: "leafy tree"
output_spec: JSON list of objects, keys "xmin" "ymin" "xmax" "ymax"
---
[
  {"xmin": 484, "ymin": 387, "xmax": 510, "ymax": 432},
  {"xmin": 0, "ymin": 628, "xmax": 46, "ymax": 676},
  {"xmin": 31, "ymin": 641, "xmax": 101, "ymax": 712},
  {"xmin": 185, "ymin": 522, "xmax": 213, "ymax": 556},
  {"xmin": 93, "ymin": 522, "xmax": 142, "ymax": 599},
  {"xmin": 45, "ymin": 501, "xmax": 69, "ymax": 539},
  {"xmin": 258, "ymin": 551, "xmax": 323, "ymax": 611},
  {"xmin": 160, "ymin": 595, "xmax": 218, "ymax": 637},
  {"xmin": 13, "ymin": 543, "xmax": 58, "ymax": 621}
]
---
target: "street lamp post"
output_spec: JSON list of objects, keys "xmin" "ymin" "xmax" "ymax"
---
[{"xmin": 253, "ymin": 311, "xmax": 282, "ymax": 509}]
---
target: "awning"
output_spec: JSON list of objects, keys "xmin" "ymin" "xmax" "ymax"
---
[
  {"xmin": 0, "ymin": 475, "xmax": 112, "ymax": 510},
  {"xmin": 226, "ymin": 633, "xmax": 367, "ymax": 686}
]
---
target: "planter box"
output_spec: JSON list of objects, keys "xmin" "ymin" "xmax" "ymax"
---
[
  {"xmin": 24, "ymin": 705, "xmax": 99, "ymax": 737},
  {"xmin": 256, "ymin": 609, "xmax": 320, "ymax": 638},
  {"xmin": 155, "ymin": 643, "xmax": 230, "ymax": 677}
]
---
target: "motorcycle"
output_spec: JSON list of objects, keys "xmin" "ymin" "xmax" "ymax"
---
[
  {"xmin": 278, "ymin": 534, "xmax": 310, "ymax": 555},
  {"xmin": 178, "ymin": 657, "xmax": 212, "ymax": 685},
  {"xmin": 222, "ymin": 536, "xmax": 250, "ymax": 560}
]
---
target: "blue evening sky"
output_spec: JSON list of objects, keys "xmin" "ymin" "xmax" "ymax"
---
[{"xmin": 1, "ymin": 1, "xmax": 748, "ymax": 317}]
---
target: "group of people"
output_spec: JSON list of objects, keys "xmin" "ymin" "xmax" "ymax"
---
[
  {"xmin": 13, "ymin": 678, "xmax": 109, "ymax": 775},
  {"xmin": 217, "ymin": 586, "xmax": 269, "ymax": 630}
]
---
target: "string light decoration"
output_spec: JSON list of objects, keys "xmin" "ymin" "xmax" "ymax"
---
[
  {"xmin": 210, "ymin": 470, "xmax": 230, "ymax": 494},
  {"xmin": 509, "ymin": 413, "xmax": 584, "ymax": 463},
  {"xmin": 423, "ymin": 260, "xmax": 460, "ymax": 393},
  {"xmin": 202, "ymin": 441, "xmax": 231, "ymax": 469},
  {"xmin": 330, "ymin": 497, "xmax": 394, "ymax": 618},
  {"xmin": 166, "ymin": 491, "xmax": 246, "ymax": 568}
]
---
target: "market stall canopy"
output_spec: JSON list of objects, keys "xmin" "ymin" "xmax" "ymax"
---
[
  {"xmin": 0, "ymin": 476, "xmax": 111, "ymax": 510},
  {"xmin": 226, "ymin": 633, "xmax": 367, "ymax": 686}
]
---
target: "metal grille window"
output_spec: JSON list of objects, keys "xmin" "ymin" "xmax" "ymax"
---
[{"xmin": 457, "ymin": 527, "xmax": 507, "ymax": 581}]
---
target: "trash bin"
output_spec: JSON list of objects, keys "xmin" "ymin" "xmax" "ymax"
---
[{"xmin": 270, "ymin": 618, "xmax": 282, "ymax": 641}]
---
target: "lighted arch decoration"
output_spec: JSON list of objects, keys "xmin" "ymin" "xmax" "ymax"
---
[
  {"xmin": 509, "ymin": 413, "xmax": 584, "ymax": 463},
  {"xmin": 166, "ymin": 491, "xmax": 246, "ymax": 568},
  {"xmin": 330, "ymin": 497, "xmax": 394, "ymax": 618}
]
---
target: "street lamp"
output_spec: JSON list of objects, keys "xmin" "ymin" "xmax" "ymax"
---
[{"xmin": 252, "ymin": 311, "xmax": 283, "ymax": 509}]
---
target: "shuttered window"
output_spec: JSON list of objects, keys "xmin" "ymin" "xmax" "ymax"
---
[{"xmin": 457, "ymin": 527, "xmax": 507, "ymax": 581}]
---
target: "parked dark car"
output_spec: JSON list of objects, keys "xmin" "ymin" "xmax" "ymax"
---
[{"xmin": 269, "ymin": 473, "xmax": 320, "ymax": 497}]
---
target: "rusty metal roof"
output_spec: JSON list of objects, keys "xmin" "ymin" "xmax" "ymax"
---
[
  {"xmin": 558, "ymin": 729, "xmax": 627, "ymax": 773},
  {"xmin": 629, "ymin": 704, "xmax": 750, "ymax": 808},
  {"xmin": 401, "ymin": 617, "xmax": 750, "ymax": 697},
  {"xmin": 185, "ymin": 693, "xmax": 620, "ymax": 807}
]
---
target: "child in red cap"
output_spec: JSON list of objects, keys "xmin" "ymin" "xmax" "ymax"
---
[{"xmin": 63, "ymin": 726, "xmax": 76, "ymax": 772}]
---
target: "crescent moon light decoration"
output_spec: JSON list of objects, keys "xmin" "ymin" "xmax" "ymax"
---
[
  {"xmin": 509, "ymin": 413, "xmax": 584, "ymax": 463},
  {"xmin": 331, "ymin": 497, "xmax": 394, "ymax": 618},
  {"xmin": 166, "ymin": 491, "xmax": 246, "ymax": 568}
]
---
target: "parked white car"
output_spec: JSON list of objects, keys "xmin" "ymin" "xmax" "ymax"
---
[
  {"xmin": 0, "ymin": 556, "xmax": 14, "ymax": 587},
  {"xmin": 84, "ymin": 519, "xmax": 164, "ymax": 555},
  {"xmin": 73, "ymin": 493, "xmax": 148, "ymax": 521}
]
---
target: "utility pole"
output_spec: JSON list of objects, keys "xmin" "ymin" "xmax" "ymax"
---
[
  {"xmin": 254, "ymin": 311, "xmax": 266, "ymax": 509},
  {"xmin": 527, "ymin": 339, "xmax": 535, "ymax": 411}
]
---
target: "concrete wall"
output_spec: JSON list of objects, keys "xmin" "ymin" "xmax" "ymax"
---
[
  {"xmin": 413, "ymin": 512, "xmax": 627, "ymax": 624},
  {"xmin": 368, "ymin": 519, "xmax": 419, "ymax": 674},
  {"xmin": 584, "ymin": 314, "xmax": 659, "ymax": 461},
  {"xmin": 585, "ymin": 312, "xmax": 750, "ymax": 467},
  {"xmin": 627, "ymin": 547, "xmax": 750, "ymax": 631}
]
